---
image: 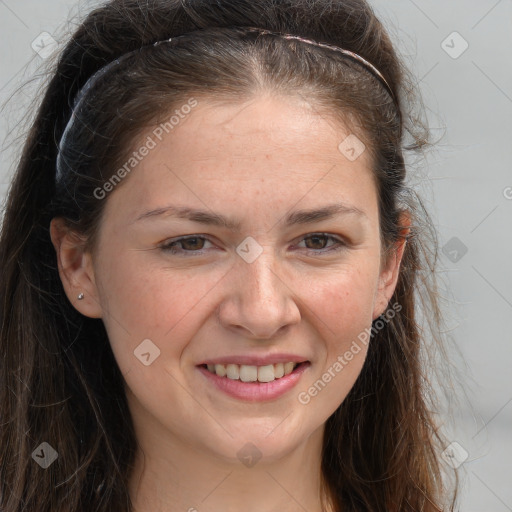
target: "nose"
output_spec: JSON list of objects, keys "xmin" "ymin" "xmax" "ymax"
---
[{"xmin": 217, "ymin": 247, "xmax": 301, "ymax": 339}]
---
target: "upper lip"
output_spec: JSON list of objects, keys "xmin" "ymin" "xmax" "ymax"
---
[{"xmin": 197, "ymin": 353, "xmax": 310, "ymax": 366}]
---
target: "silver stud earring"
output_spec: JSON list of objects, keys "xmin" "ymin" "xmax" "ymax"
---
[{"xmin": 77, "ymin": 293, "xmax": 84, "ymax": 300}]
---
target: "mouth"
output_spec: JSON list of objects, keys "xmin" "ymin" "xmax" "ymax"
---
[
  {"xmin": 197, "ymin": 361, "xmax": 309, "ymax": 383},
  {"xmin": 196, "ymin": 360, "xmax": 311, "ymax": 402}
]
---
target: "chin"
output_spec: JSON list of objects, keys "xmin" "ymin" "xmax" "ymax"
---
[{"xmin": 196, "ymin": 419, "xmax": 311, "ymax": 465}]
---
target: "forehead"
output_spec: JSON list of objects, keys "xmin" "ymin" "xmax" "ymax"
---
[
  {"xmin": 149, "ymin": 93, "xmax": 368, "ymax": 160},
  {"xmin": 103, "ymin": 93, "xmax": 378, "ymax": 225}
]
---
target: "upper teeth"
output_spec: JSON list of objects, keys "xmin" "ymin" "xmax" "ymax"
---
[{"xmin": 206, "ymin": 362, "xmax": 298, "ymax": 382}]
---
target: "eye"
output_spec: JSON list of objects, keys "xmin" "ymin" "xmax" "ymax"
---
[
  {"xmin": 160, "ymin": 233, "xmax": 346, "ymax": 256},
  {"xmin": 295, "ymin": 233, "xmax": 347, "ymax": 254},
  {"xmin": 160, "ymin": 235, "xmax": 213, "ymax": 256}
]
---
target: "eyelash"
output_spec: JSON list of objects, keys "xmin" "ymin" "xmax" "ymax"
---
[{"xmin": 159, "ymin": 233, "xmax": 347, "ymax": 257}]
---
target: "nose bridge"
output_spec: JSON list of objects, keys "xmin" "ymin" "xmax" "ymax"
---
[
  {"xmin": 219, "ymin": 242, "xmax": 300, "ymax": 339},
  {"xmin": 242, "ymin": 246, "xmax": 282, "ymax": 304}
]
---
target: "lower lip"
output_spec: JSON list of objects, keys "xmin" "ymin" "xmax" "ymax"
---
[{"xmin": 196, "ymin": 362, "xmax": 310, "ymax": 402}]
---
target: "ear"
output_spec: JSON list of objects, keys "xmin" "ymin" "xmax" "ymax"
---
[
  {"xmin": 372, "ymin": 211, "xmax": 411, "ymax": 320},
  {"xmin": 49, "ymin": 217, "xmax": 103, "ymax": 318}
]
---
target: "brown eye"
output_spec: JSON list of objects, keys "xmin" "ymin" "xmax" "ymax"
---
[
  {"xmin": 178, "ymin": 237, "xmax": 206, "ymax": 250},
  {"xmin": 161, "ymin": 236, "xmax": 213, "ymax": 255},
  {"xmin": 296, "ymin": 233, "xmax": 346, "ymax": 254},
  {"xmin": 304, "ymin": 234, "xmax": 329, "ymax": 250}
]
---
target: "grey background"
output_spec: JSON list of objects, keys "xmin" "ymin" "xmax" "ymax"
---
[{"xmin": 0, "ymin": 1, "xmax": 510, "ymax": 510}]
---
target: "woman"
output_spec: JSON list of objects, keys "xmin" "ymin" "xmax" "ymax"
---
[{"xmin": 0, "ymin": 0, "xmax": 460, "ymax": 510}]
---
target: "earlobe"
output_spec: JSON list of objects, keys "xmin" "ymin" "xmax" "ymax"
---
[{"xmin": 49, "ymin": 217, "xmax": 103, "ymax": 318}]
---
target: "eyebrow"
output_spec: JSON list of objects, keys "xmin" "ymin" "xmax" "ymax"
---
[{"xmin": 133, "ymin": 202, "xmax": 367, "ymax": 231}]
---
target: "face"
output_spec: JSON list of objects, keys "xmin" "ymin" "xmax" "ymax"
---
[{"xmin": 52, "ymin": 92, "xmax": 405, "ymax": 466}]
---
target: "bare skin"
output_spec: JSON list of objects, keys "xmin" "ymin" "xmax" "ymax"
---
[{"xmin": 51, "ymin": 92, "xmax": 408, "ymax": 512}]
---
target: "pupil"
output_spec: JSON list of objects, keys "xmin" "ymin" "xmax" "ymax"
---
[
  {"xmin": 307, "ymin": 235, "xmax": 325, "ymax": 249},
  {"xmin": 184, "ymin": 238, "xmax": 203, "ymax": 250}
]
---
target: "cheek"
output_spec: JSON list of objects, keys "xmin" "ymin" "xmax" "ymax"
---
[
  {"xmin": 303, "ymin": 262, "xmax": 378, "ymax": 337},
  {"xmin": 295, "ymin": 265, "xmax": 376, "ymax": 404},
  {"xmin": 94, "ymin": 250, "xmax": 227, "ymax": 373}
]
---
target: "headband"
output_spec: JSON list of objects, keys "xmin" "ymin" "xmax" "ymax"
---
[{"xmin": 55, "ymin": 26, "xmax": 397, "ymax": 183}]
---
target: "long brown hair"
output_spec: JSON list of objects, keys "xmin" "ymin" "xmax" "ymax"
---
[{"xmin": 0, "ymin": 0, "xmax": 460, "ymax": 510}]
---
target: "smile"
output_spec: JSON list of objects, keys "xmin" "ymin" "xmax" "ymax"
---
[
  {"xmin": 203, "ymin": 362, "xmax": 299, "ymax": 383},
  {"xmin": 196, "ymin": 361, "xmax": 311, "ymax": 402}
]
